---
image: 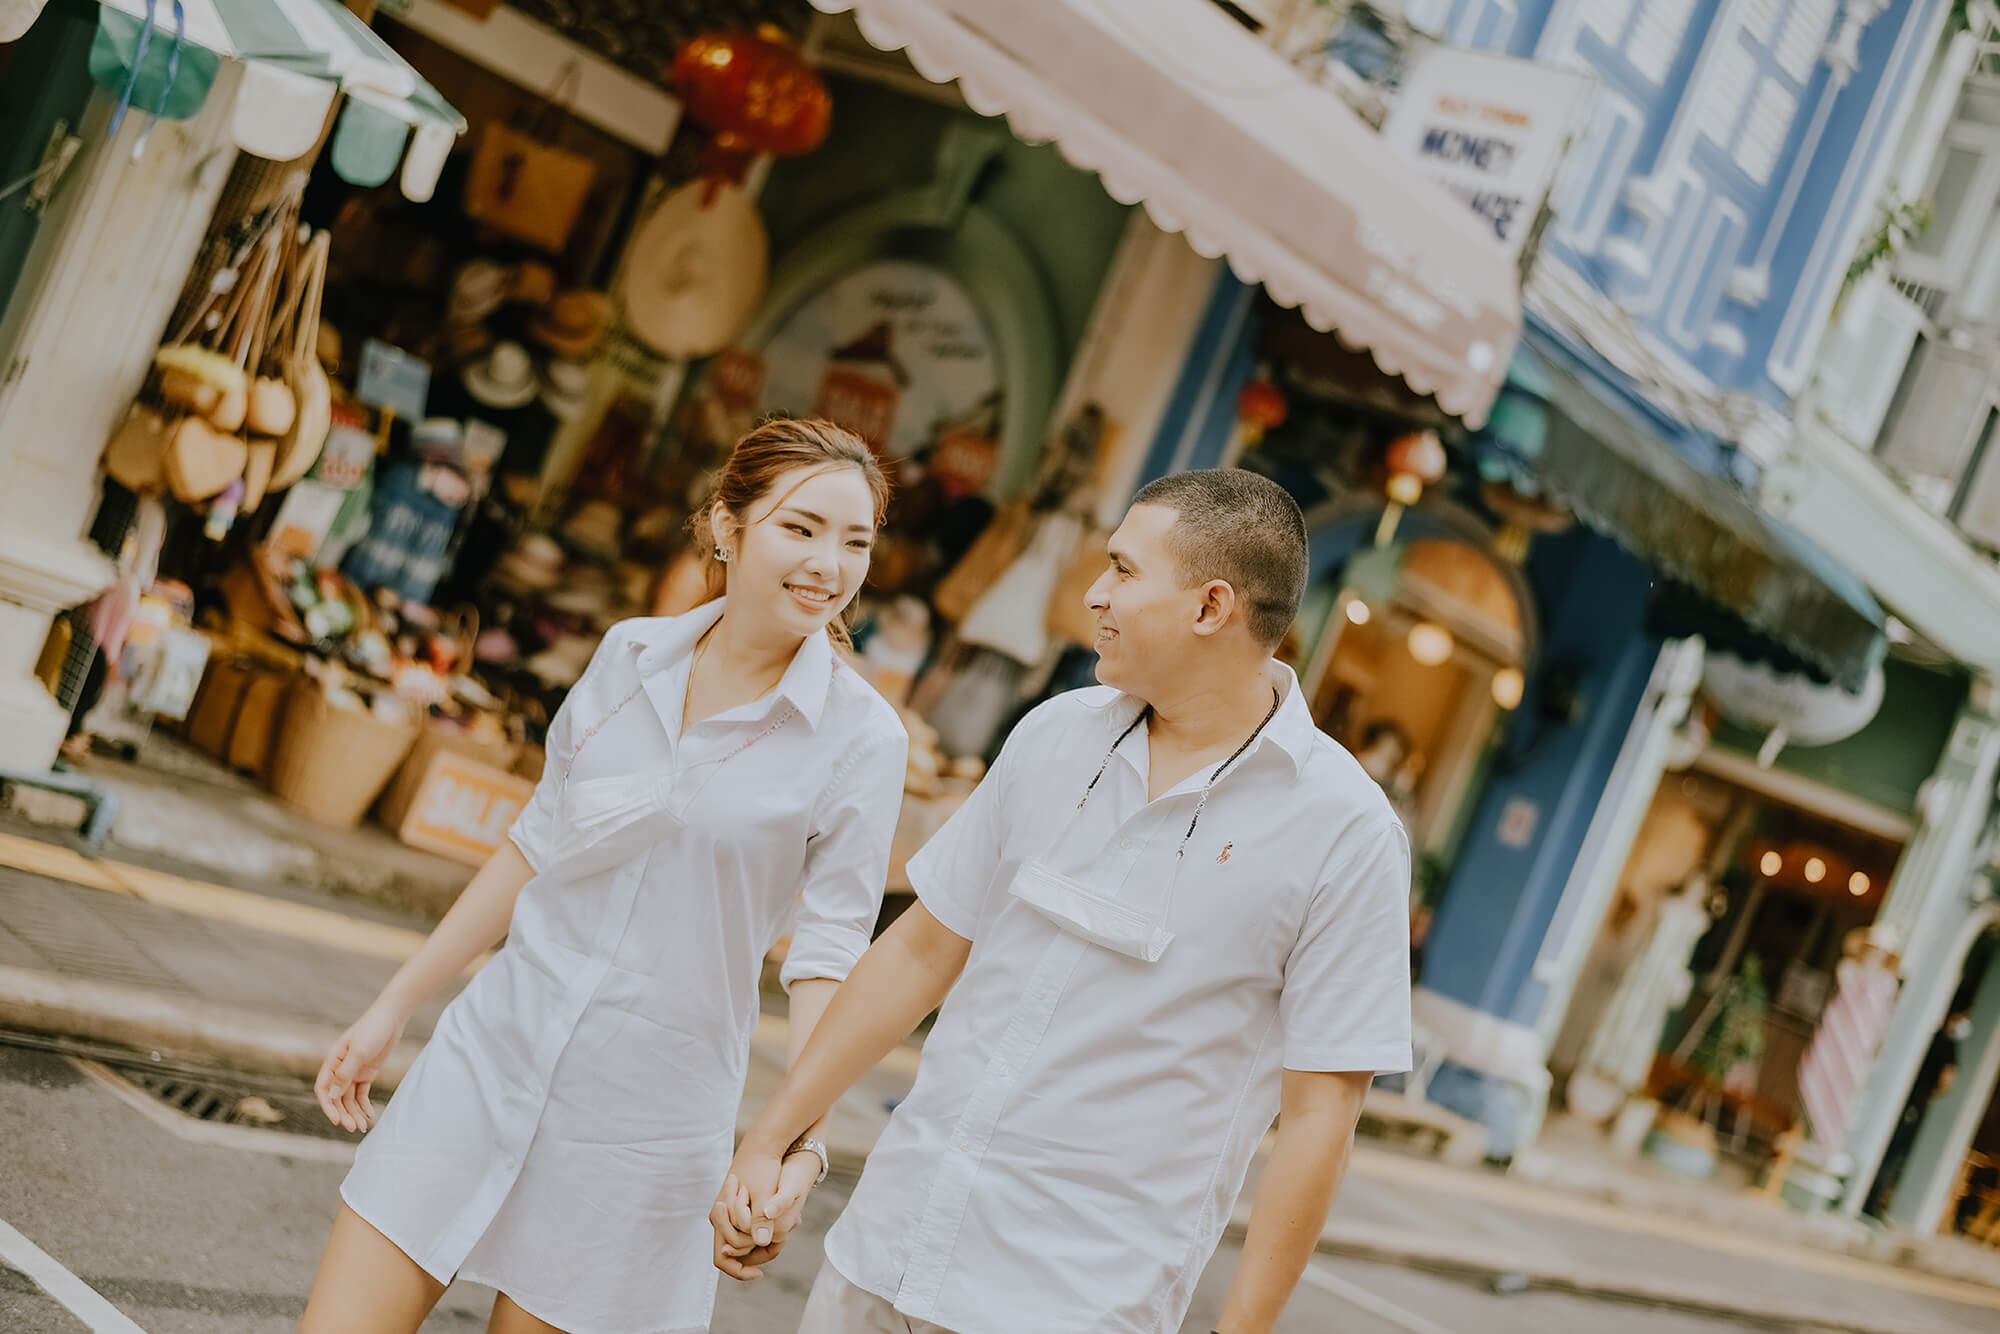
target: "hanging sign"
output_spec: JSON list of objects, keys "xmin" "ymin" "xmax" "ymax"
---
[
  {"xmin": 1701, "ymin": 651, "xmax": 1885, "ymax": 750},
  {"xmin": 759, "ymin": 259, "xmax": 1001, "ymax": 462},
  {"xmin": 1379, "ymin": 46, "xmax": 1593, "ymax": 259}
]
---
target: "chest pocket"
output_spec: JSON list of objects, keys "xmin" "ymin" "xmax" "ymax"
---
[
  {"xmin": 550, "ymin": 771, "xmax": 685, "ymax": 878},
  {"xmin": 1007, "ymin": 859, "xmax": 1174, "ymax": 963}
]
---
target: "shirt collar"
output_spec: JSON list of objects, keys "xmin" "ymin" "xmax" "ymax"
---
[
  {"xmin": 1087, "ymin": 661, "xmax": 1315, "ymax": 778},
  {"xmin": 632, "ymin": 598, "xmax": 835, "ymax": 731}
]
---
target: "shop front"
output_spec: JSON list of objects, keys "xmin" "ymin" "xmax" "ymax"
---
[
  {"xmin": 1266, "ymin": 319, "xmax": 1904, "ymax": 1162},
  {"xmin": 11, "ymin": 2, "xmax": 1525, "ymax": 924},
  {"xmin": 0, "ymin": 0, "xmax": 463, "ymax": 780},
  {"xmin": 1545, "ymin": 653, "xmax": 1965, "ymax": 1196}
]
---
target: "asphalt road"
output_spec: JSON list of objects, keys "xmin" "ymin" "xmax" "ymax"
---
[{"xmin": 0, "ymin": 1040, "xmax": 1865, "ymax": 1333}]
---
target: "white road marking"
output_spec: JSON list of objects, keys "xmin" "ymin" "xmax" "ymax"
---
[
  {"xmin": 1302, "ymin": 1258, "xmax": 1461, "ymax": 1334},
  {"xmin": 0, "ymin": 1216, "xmax": 150, "ymax": 1333}
]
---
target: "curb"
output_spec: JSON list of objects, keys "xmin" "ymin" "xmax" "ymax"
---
[
  {"xmin": 1266, "ymin": 1219, "xmax": 1960, "ymax": 1334},
  {"xmin": 0, "ymin": 965, "xmax": 425, "ymax": 1089}
]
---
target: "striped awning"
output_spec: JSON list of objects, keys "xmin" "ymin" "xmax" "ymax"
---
[{"xmin": 93, "ymin": 0, "xmax": 464, "ymax": 199}]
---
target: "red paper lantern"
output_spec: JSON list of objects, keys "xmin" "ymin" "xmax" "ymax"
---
[
  {"xmin": 1386, "ymin": 430, "xmax": 1447, "ymax": 486},
  {"xmin": 1236, "ymin": 378, "xmax": 1287, "ymax": 432},
  {"xmin": 1231, "ymin": 376, "xmax": 1287, "ymax": 451},
  {"xmin": 672, "ymin": 26, "xmax": 832, "ymax": 183}
]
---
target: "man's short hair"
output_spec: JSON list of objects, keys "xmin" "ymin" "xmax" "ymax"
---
[{"xmin": 1129, "ymin": 468, "xmax": 1308, "ymax": 646}]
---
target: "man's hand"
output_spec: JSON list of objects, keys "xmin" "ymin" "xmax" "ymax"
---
[{"xmin": 709, "ymin": 1144, "xmax": 819, "ymax": 1280}]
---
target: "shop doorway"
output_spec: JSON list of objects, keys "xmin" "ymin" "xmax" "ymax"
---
[
  {"xmin": 1302, "ymin": 535, "xmax": 1528, "ymax": 908},
  {"xmin": 1551, "ymin": 768, "xmax": 1902, "ymax": 1185}
]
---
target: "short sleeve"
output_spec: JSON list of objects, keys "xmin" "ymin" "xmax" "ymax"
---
[
  {"xmin": 1279, "ymin": 815, "xmax": 1414, "ymax": 1074},
  {"xmin": 507, "ymin": 634, "xmax": 617, "ymax": 871},
  {"xmin": 904, "ymin": 704, "xmax": 1044, "ymax": 941},
  {"xmin": 779, "ymin": 729, "xmax": 911, "ymax": 989}
]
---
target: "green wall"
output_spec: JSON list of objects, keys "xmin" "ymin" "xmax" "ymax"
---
[
  {"xmin": 755, "ymin": 75, "xmax": 1131, "ymax": 358},
  {"xmin": 1711, "ymin": 657, "xmax": 1968, "ymax": 816}
]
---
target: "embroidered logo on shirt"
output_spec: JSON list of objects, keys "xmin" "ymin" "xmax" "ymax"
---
[{"xmin": 1216, "ymin": 842, "xmax": 1233, "ymax": 864}]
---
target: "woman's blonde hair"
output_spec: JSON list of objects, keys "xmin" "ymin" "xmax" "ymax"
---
[{"xmin": 688, "ymin": 417, "xmax": 891, "ymax": 649}]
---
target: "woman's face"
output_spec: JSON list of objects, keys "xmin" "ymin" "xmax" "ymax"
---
[{"xmin": 716, "ymin": 464, "xmax": 876, "ymax": 639}]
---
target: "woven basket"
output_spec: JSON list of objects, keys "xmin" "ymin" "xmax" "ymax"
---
[{"xmin": 267, "ymin": 682, "xmax": 419, "ymax": 828}]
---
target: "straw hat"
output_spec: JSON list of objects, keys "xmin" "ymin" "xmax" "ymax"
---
[
  {"xmin": 463, "ymin": 341, "xmax": 538, "ymax": 410},
  {"xmin": 449, "ymin": 259, "xmax": 509, "ymax": 324},
  {"xmin": 619, "ymin": 179, "xmax": 768, "ymax": 360},
  {"xmin": 530, "ymin": 291, "xmax": 614, "ymax": 360},
  {"xmin": 509, "ymin": 260, "xmax": 558, "ymax": 308},
  {"xmin": 541, "ymin": 360, "xmax": 592, "ymax": 421}
]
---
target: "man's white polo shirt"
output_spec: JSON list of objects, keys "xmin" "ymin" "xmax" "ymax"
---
[{"xmin": 823, "ymin": 669, "xmax": 1413, "ymax": 1334}]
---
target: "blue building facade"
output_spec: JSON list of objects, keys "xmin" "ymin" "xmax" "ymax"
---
[{"xmin": 1141, "ymin": 0, "xmax": 1953, "ymax": 1155}]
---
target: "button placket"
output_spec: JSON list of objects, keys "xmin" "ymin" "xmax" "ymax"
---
[{"xmin": 900, "ymin": 934, "xmax": 1086, "ymax": 1311}]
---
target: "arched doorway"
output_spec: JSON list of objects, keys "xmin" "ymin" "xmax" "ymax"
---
[{"xmin": 1295, "ymin": 507, "xmax": 1536, "ymax": 940}]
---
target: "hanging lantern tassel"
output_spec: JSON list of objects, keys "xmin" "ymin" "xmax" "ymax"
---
[
  {"xmin": 1232, "ymin": 376, "xmax": 1287, "ymax": 456},
  {"xmin": 1376, "ymin": 429, "xmax": 1446, "ymax": 547}
]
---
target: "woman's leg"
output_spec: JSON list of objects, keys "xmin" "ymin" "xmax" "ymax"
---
[
  {"xmin": 487, "ymin": 1291, "xmax": 569, "ymax": 1334},
  {"xmin": 297, "ymin": 1203, "xmax": 447, "ymax": 1334}
]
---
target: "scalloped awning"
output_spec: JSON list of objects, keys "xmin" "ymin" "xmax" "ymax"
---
[{"xmin": 809, "ymin": 0, "xmax": 1520, "ymax": 425}]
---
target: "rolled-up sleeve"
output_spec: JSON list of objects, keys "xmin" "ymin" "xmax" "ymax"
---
[
  {"xmin": 1279, "ymin": 815, "xmax": 1414, "ymax": 1075},
  {"xmin": 780, "ymin": 729, "xmax": 910, "ymax": 989}
]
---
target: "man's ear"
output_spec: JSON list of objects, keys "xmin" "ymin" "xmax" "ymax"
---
[{"xmin": 1191, "ymin": 579, "xmax": 1239, "ymax": 638}]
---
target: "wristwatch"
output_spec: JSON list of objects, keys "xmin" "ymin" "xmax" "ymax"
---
[{"xmin": 785, "ymin": 1132, "xmax": 830, "ymax": 1185}]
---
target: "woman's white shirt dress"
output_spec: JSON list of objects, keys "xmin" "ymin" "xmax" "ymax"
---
[{"xmin": 341, "ymin": 601, "xmax": 908, "ymax": 1334}]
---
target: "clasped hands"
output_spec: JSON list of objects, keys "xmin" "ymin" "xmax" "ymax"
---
[{"xmin": 709, "ymin": 1134, "xmax": 822, "ymax": 1281}]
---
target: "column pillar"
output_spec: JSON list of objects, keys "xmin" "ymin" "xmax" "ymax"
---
[
  {"xmin": 0, "ymin": 67, "xmax": 241, "ymax": 769},
  {"xmin": 1528, "ymin": 635, "xmax": 1707, "ymax": 1056},
  {"xmin": 1837, "ymin": 685, "xmax": 2000, "ymax": 1214}
]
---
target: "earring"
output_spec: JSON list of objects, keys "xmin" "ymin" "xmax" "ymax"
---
[{"xmin": 718, "ymin": 546, "xmax": 733, "ymax": 563}]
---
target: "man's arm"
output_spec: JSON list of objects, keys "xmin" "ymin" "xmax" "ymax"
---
[
  {"xmin": 714, "ymin": 902, "xmax": 972, "ymax": 1266},
  {"xmin": 1213, "ymin": 1067, "xmax": 1370, "ymax": 1334}
]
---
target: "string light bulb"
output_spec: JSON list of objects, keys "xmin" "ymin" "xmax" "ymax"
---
[
  {"xmin": 1760, "ymin": 850, "xmax": 1782, "ymax": 877},
  {"xmin": 1407, "ymin": 622, "xmax": 1454, "ymax": 666}
]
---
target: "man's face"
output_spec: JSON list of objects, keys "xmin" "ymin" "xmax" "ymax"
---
[{"xmin": 1084, "ymin": 503, "xmax": 1201, "ymax": 696}]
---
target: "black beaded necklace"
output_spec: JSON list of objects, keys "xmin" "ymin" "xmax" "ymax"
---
[{"xmin": 1076, "ymin": 686, "xmax": 1282, "ymax": 862}]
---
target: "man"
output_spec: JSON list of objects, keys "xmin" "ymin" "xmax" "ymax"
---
[{"xmin": 716, "ymin": 470, "xmax": 1412, "ymax": 1334}]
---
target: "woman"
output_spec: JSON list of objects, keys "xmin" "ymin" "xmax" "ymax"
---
[{"xmin": 300, "ymin": 418, "xmax": 908, "ymax": 1334}]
